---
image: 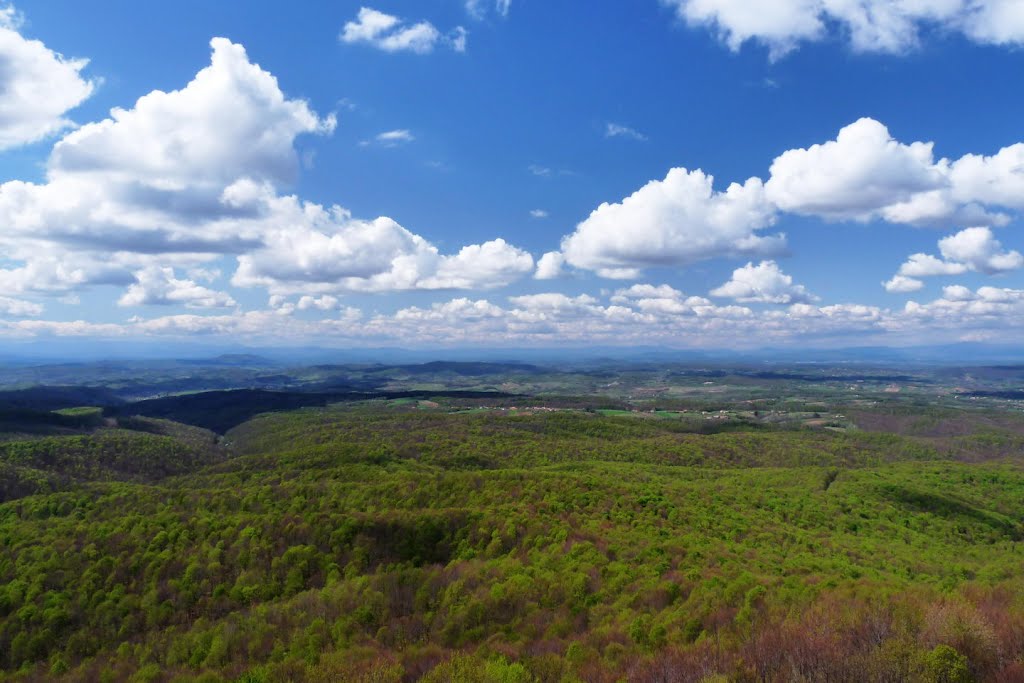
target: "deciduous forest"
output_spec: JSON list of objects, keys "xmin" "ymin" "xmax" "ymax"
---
[{"xmin": 2, "ymin": 360, "xmax": 1024, "ymax": 681}]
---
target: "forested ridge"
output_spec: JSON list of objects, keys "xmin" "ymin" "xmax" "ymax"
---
[
  {"xmin": 1, "ymin": 401, "xmax": 1024, "ymax": 681},
  {"xmin": 0, "ymin": 417, "xmax": 222, "ymax": 502}
]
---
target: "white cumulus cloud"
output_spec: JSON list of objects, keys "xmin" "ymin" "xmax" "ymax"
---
[
  {"xmin": 297, "ymin": 295, "xmax": 340, "ymax": 311},
  {"xmin": 947, "ymin": 144, "xmax": 1024, "ymax": 210},
  {"xmin": 710, "ymin": 260, "xmax": 817, "ymax": 304},
  {"xmin": 886, "ymin": 227, "xmax": 1023, "ymax": 288},
  {"xmin": 897, "ymin": 253, "xmax": 970, "ymax": 278},
  {"xmin": 52, "ymin": 38, "xmax": 334, "ymax": 191},
  {"xmin": 341, "ymin": 7, "xmax": 466, "ymax": 54},
  {"xmin": 663, "ymin": 0, "xmax": 1024, "ymax": 59},
  {"xmin": 0, "ymin": 295, "xmax": 43, "ymax": 317},
  {"xmin": 765, "ymin": 118, "xmax": 946, "ymax": 222},
  {"xmin": 0, "ymin": 7, "xmax": 96, "ymax": 149},
  {"xmin": 766, "ymin": 118, "xmax": 1020, "ymax": 227},
  {"xmin": 422, "ymin": 239, "xmax": 534, "ymax": 290},
  {"xmin": 559, "ymin": 167, "xmax": 783, "ymax": 279},
  {"xmin": 938, "ymin": 227, "xmax": 1024, "ymax": 274},
  {"xmin": 883, "ymin": 275, "xmax": 924, "ymax": 293},
  {"xmin": 904, "ymin": 285, "xmax": 1024, "ymax": 325},
  {"xmin": 118, "ymin": 266, "xmax": 236, "ymax": 308},
  {"xmin": 534, "ymin": 252, "xmax": 565, "ymax": 280},
  {"xmin": 0, "ymin": 37, "xmax": 336, "ymax": 268},
  {"xmin": 231, "ymin": 202, "xmax": 533, "ymax": 295}
]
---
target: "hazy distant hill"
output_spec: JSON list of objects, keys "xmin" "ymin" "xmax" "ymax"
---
[
  {"xmin": 370, "ymin": 361, "xmax": 544, "ymax": 376},
  {"xmin": 114, "ymin": 388, "xmax": 519, "ymax": 432},
  {"xmin": 0, "ymin": 385, "xmax": 124, "ymax": 410}
]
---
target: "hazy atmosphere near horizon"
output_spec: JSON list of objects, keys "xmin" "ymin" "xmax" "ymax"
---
[{"xmin": 1, "ymin": 1, "xmax": 1024, "ymax": 352}]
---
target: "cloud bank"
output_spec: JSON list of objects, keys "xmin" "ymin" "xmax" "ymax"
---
[
  {"xmin": 664, "ymin": 0, "xmax": 1024, "ymax": 58},
  {"xmin": 0, "ymin": 37, "xmax": 534, "ymax": 313}
]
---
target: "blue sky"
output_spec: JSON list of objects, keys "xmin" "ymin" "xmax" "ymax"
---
[{"xmin": 1, "ymin": 1, "xmax": 1024, "ymax": 349}]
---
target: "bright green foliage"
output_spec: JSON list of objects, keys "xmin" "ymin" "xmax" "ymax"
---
[
  {"xmin": 926, "ymin": 645, "xmax": 972, "ymax": 683},
  {"xmin": 420, "ymin": 655, "xmax": 534, "ymax": 682},
  {"xmin": 0, "ymin": 404, "xmax": 1023, "ymax": 680},
  {"xmin": 0, "ymin": 419, "xmax": 221, "ymax": 501}
]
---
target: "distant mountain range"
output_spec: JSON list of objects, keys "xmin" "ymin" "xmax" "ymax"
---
[{"xmin": 1, "ymin": 340, "xmax": 1022, "ymax": 366}]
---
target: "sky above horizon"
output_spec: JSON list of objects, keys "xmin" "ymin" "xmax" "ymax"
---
[{"xmin": 1, "ymin": 0, "xmax": 1024, "ymax": 350}]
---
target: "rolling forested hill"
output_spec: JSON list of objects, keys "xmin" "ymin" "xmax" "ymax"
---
[{"xmin": 0, "ymin": 393, "xmax": 1023, "ymax": 681}]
